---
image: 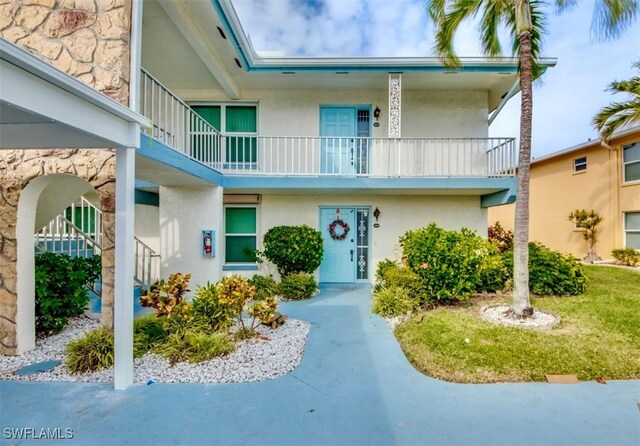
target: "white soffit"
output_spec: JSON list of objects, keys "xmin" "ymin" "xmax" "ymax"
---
[{"xmin": 0, "ymin": 38, "xmax": 149, "ymax": 150}]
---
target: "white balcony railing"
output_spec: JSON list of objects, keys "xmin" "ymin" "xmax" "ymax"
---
[
  {"xmin": 215, "ymin": 136, "xmax": 516, "ymax": 177},
  {"xmin": 140, "ymin": 68, "xmax": 516, "ymax": 178}
]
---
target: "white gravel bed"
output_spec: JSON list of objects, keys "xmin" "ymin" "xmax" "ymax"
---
[
  {"xmin": 0, "ymin": 318, "xmax": 310, "ymax": 384},
  {"xmin": 481, "ymin": 305, "xmax": 560, "ymax": 330},
  {"xmin": 384, "ymin": 314, "xmax": 412, "ymax": 331}
]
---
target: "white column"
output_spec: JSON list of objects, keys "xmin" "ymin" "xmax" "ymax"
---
[
  {"xmin": 114, "ymin": 147, "xmax": 135, "ymax": 390},
  {"xmin": 388, "ymin": 73, "xmax": 402, "ymax": 138},
  {"xmin": 159, "ymin": 185, "xmax": 223, "ymax": 288}
]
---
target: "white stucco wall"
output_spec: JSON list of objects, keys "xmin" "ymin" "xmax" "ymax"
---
[
  {"xmin": 134, "ymin": 204, "xmax": 160, "ymax": 253},
  {"xmin": 182, "ymin": 88, "xmax": 487, "ymax": 138},
  {"xmin": 253, "ymin": 193, "xmax": 487, "ymax": 281},
  {"xmin": 159, "ymin": 186, "xmax": 224, "ymax": 291}
]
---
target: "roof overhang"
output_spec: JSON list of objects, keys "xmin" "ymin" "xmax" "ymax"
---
[{"xmin": 0, "ymin": 38, "xmax": 150, "ymax": 150}]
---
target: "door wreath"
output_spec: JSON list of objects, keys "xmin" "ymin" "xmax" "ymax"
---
[{"xmin": 329, "ymin": 219, "xmax": 350, "ymax": 240}]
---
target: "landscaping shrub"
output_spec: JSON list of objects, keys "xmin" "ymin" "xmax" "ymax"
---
[
  {"xmin": 374, "ymin": 260, "xmax": 426, "ymax": 304},
  {"xmin": 488, "ymin": 222, "xmax": 514, "ymax": 254},
  {"xmin": 279, "ymin": 273, "xmax": 318, "ymax": 300},
  {"xmin": 35, "ymin": 253, "xmax": 102, "ymax": 335},
  {"xmin": 400, "ymin": 224, "xmax": 506, "ymax": 302},
  {"xmin": 192, "ymin": 282, "xmax": 235, "ymax": 332},
  {"xmin": 372, "ymin": 286, "xmax": 417, "ymax": 317},
  {"xmin": 216, "ymin": 275, "xmax": 279, "ymax": 336},
  {"xmin": 153, "ymin": 331, "xmax": 234, "ymax": 365},
  {"xmin": 140, "ymin": 273, "xmax": 191, "ymax": 317},
  {"xmin": 612, "ymin": 248, "xmax": 640, "ymax": 266},
  {"xmin": 133, "ymin": 315, "xmax": 168, "ymax": 358},
  {"xmin": 65, "ymin": 327, "xmax": 114, "ymax": 374},
  {"xmin": 503, "ymin": 243, "xmax": 587, "ymax": 296},
  {"xmin": 249, "ymin": 274, "xmax": 279, "ymax": 300},
  {"xmin": 262, "ymin": 225, "xmax": 324, "ymax": 277}
]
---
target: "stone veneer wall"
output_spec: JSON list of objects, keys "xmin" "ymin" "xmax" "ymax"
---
[{"xmin": 0, "ymin": 0, "xmax": 132, "ymax": 354}]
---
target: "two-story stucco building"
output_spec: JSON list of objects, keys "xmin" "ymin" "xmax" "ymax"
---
[
  {"xmin": 489, "ymin": 126, "xmax": 640, "ymax": 260},
  {"xmin": 1, "ymin": 0, "xmax": 556, "ymax": 386}
]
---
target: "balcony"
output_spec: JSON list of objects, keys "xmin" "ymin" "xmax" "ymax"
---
[{"xmin": 139, "ymin": 69, "xmax": 516, "ymax": 179}]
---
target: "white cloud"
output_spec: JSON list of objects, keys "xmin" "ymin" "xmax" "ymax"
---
[{"xmin": 231, "ymin": 0, "xmax": 640, "ymax": 156}]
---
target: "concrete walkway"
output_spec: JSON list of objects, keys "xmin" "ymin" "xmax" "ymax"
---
[{"xmin": 1, "ymin": 286, "xmax": 639, "ymax": 445}]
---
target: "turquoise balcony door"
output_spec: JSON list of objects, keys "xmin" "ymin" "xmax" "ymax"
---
[
  {"xmin": 319, "ymin": 207, "xmax": 357, "ymax": 283},
  {"xmin": 320, "ymin": 107, "xmax": 357, "ymax": 174}
]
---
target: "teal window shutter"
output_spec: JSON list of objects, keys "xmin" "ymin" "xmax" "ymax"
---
[{"xmin": 225, "ymin": 106, "xmax": 257, "ymax": 164}]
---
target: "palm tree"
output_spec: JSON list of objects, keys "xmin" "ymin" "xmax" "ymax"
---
[
  {"xmin": 427, "ymin": 0, "xmax": 638, "ymax": 316},
  {"xmin": 593, "ymin": 60, "xmax": 640, "ymax": 142}
]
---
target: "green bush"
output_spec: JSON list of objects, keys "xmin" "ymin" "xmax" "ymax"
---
[
  {"xmin": 153, "ymin": 331, "xmax": 234, "ymax": 364},
  {"xmin": 262, "ymin": 225, "xmax": 324, "ymax": 277},
  {"xmin": 374, "ymin": 261, "xmax": 426, "ymax": 304},
  {"xmin": 133, "ymin": 315, "xmax": 168, "ymax": 358},
  {"xmin": 65, "ymin": 327, "xmax": 114, "ymax": 374},
  {"xmin": 192, "ymin": 282, "xmax": 235, "ymax": 332},
  {"xmin": 503, "ymin": 243, "xmax": 587, "ymax": 296},
  {"xmin": 372, "ymin": 286, "xmax": 417, "ymax": 317},
  {"xmin": 400, "ymin": 224, "xmax": 506, "ymax": 302},
  {"xmin": 249, "ymin": 274, "xmax": 279, "ymax": 300},
  {"xmin": 35, "ymin": 253, "xmax": 101, "ymax": 335},
  {"xmin": 279, "ymin": 273, "xmax": 318, "ymax": 300},
  {"xmin": 612, "ymin": 248, "xmax": 640, "ymax": 266},
  {"xmin": 375, "ymin": 259, "xmax": 400, "ymax": 283}
]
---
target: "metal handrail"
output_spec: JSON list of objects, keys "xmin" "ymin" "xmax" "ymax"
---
[{"xmin": 134, "ymin": 236, "xmax": 160, "ymax": 290}]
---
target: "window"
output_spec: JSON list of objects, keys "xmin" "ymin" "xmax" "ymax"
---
[
  {"xmin": 573, "ymin": 156, "xmax": 587, "ymax": 173},
  {"xmin": 623, "ymin": 143, "xmax": 640, "ymax": 183},
  {"xmin": 624, "ymin": 212, "xmax": 640, "ymax": 249},
  {"xmin": 225, "ymin": 206, "xmax": 257, "ymax": 263},
  {"xmin": 192, "ymin": 104, "xmax": 258, "ymax": 167}
]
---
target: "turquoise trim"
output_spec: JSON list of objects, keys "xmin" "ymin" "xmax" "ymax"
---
[
  {"xmin": 138, "ymin": 134, "xmax": 224, "ymax": 186},
  {"xmin": 223, "ymin": 264, "xmax": 259, "ymax": 271},
  {"xmin": 135, "ymin": 189, "xmax": 159, "ymax": 207},
  {"xmin": 209, "ymin": 0, "xmax": 249, "ymax": 69},
  {"xmin": 224, "ymin": 175, "xmax": 516, "ymax": 191},
  {"xmin": 480, "ymin": 180, "xmax": 517, "ymax": 208}
]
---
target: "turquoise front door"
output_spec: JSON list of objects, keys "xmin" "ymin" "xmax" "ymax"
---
[
  {"xmin": 319, "ymin": 207, "xmax": 357, "ymax": 283},
  {"xmin": 320, "ymin": 107, "xmax": 357, "ymax": 174}
]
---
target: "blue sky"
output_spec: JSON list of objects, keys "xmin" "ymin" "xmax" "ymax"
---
[{"xmin": 231, "ymin": 0, "xmax": 639, "ymax": 157}]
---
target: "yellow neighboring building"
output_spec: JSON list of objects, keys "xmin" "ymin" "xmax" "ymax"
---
[{"xmin": 489, "ymin": 127, "xmax": 640, "ymax": 260}]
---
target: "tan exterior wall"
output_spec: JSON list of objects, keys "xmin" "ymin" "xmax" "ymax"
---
[
  {"xmin": 488, "ymin": 131, "xmax": 640, "ymax": 259},
  {"xmin": 0, "ymin": 0, "xmax": 132, "ymax": 354}
]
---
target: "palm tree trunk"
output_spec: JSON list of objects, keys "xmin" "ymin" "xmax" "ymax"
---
[{"xmin": 512, "ymin": 29, "xmax": 534, "ymax": 317}]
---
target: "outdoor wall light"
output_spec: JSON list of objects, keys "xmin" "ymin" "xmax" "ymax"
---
[
  {"xmin": 373, "ymin": 107, "xmax": 381, "ymax": 127},
  {"xmin": 373, "ymin": 207, "xmax": 381, "ymax": 222}
]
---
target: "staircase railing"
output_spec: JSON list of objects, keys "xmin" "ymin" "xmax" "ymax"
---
[
  {"xmin": 35, "ymin": 213, "xmax": 102, "ymax": 258},
  {"xmin": 134, "ymin": 237, "xmax": 160, "ymax": 290},
  {"xmin": 140, "ymin": 68, "xmax": 222, "ymax": 168}
]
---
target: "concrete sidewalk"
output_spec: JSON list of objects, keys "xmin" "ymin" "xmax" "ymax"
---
[{"xmin": 1, "ymin": 285, "xmax": 639, "ymax": 445}]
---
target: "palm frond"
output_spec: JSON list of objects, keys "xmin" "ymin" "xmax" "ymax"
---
[
  {"xmin": 480, "ymin": 1, "xmax": 506, "ymax": 58},
  {"xmin": 607, "ymin": 77, "xmax": 640, "ymax": 95},
  {"xmin": 593, "ymin": 99, "xmax": 640, "ymax": 140},
  {"xmin": 591, "ymin": 0, "xmax": 639, "ymax": 40},
  {"xmin": 432, "ymin": 0, "xmax": 485, "ymax": 67},
  {"xmin": 554, "ymin": 0, "xmax": 578, "ymax": 13}
]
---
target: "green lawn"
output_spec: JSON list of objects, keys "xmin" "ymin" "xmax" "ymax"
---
[{"xmin": 395, "ymin": 265, "xmax": 640, "ymax": 383}]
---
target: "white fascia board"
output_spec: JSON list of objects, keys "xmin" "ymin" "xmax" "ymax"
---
[
  {"xmin": 0, "ymin": 38, "xmax": 149, "ymax": 127},
  {"xmin": 1, "ymin": 58, "xmax": 140, "ymax": 149}
]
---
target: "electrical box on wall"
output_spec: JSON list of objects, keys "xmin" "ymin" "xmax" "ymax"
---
[{"xmin": 202, "ymin": 230, "xmax": 215, "ymax": 257}]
